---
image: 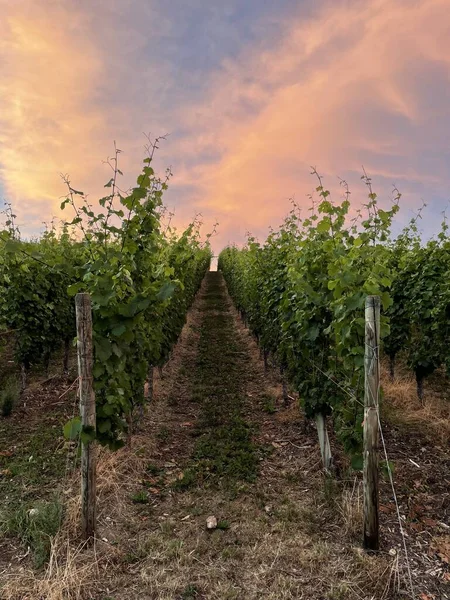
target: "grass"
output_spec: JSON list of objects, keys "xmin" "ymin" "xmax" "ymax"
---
[
  {"xmin": 173, "ymin": 272, "xmax": 260, "ymax": 490},
  {"xmin": 131, "ymin": 490, "xmax": 149, "ymax": 504},
  {"xmin": 0, "ymin": 424, "xmax": 67, "ymax": 504},
  {"xmin": 0, "ymin": 498, "xmax": 63, "ymax": 568},
  {"xmin": 181, "ymin": 584, "xmax": 200, "ymax": 599},
  {"xmin": 0, "ymin": 377, "xmax": 20, "ymax": 417},
  {"xmin": 262, "ymin": 393, "xmax": 277, "ymax": 414}
]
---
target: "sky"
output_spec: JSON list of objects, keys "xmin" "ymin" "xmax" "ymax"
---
[{"xmin": 1, "ymin": 0, "xmax": 450, "ymax": 251}]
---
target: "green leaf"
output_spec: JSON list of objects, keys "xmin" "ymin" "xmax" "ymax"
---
[
  {"xmin": 156, "ymin": 281, "xmax": 177, "ymax": 301},
  {"xmin": 95, "ymin": 337, "xmax": 112, "ymax": 362},
  {"xmin": 63, "ymin": 417, "xmax": 82, "ymax": 440},
  {"xmin": 111, "ymin": 324, "xmax": 127, "ymax": 337},
  {"xmin": 317, "ymin": 218, "xmax": 331, "ymax": 233},
  {"xmin": 93, "ymin": 363, "xmax": 105, "ymax": 378},
  {"xmin": 67, "ymin": 282, "xmax": 84, "ymax": 296},
  {"xmin": 381, "ymin": 460, "xmax": 395, "ymax": 478},
  {"xmin": 69, "ymin": 187, "xmax": 84, "ymax": 195},
  {"xmin": 80, "ymin": 426, "xmax": 96, "ymax": 444},
  {"xmin": 97, "ymin": 420, "xmax": 111, "ymax": 434},
  {"xmin": 381, "ymin": 291, "xmax": 392, "ymax": 310},
  {"xmin": 350, "ymin": 454, "xmax": 363, "ymax": 471}
]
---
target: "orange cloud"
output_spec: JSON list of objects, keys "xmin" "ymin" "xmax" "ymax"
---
[
  {"xmin": 0, "ymin": 6, "xmax": 109, "ymax": 225},
  {"xmin": 174, "ymin": 0, "xmax": 450, "ymax": 245},
  {"xmin": 1, "ymin": 0, "xmax": 449, "ymax": 249}
]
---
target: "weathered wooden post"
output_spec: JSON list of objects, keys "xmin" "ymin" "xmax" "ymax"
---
[
  {"xmin": 147, "ymin": 364, "xmax": 154, "ymax": 402},
  {"xmin": 363, "ymin": 295, "xmax": 380, "ymax": 551},
  {"xmin": 75, "ymin": 293, "xmax": 96, "ymax": 541},
  {"xmin": 316, "ymin": 413, "xmax": 332, "ymax": 470}
]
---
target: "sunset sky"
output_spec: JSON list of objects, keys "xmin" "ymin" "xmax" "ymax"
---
[{"xmin": 1, "ymin": 0, "xmax": 450, "ymax": 250}]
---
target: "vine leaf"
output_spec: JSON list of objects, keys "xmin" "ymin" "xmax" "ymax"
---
[{"xmin": 63, "ymin": 417, "xmax": 82, "ymax": 440}]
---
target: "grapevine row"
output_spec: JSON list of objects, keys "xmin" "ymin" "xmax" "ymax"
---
[
  {"xmin": 0, "ymin": 148, "xmax": 212, "ymax": 448},
  {"xmin": 218, "ymin": 176, "xmax": 449, "ymax": 463}
]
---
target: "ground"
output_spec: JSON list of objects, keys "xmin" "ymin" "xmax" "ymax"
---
[{"xmin": 0, "ymin": 271, "xmax": 448, "ymax": 599}]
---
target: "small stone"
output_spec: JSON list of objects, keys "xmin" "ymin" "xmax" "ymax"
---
[
  {"xmin": 389, "ymin": 548, "xmax": 397, "ymax": 556},
  {"xmin": 264, "ymin": 505, "xmax": 272, "ymax": 514},
  {"xmin": 28, "ymin": 508, "xmax": 39, "ymax": 517},
  {"xmin": 206, "ymin": 516, "xmax": 217, "ymax": 530}
]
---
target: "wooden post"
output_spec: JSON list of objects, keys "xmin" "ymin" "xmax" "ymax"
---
[
  {"xmin": 63, "ymin": 338, "xmax": 70, "ymax": 375},
  {"xmin": 75, "ymin": 293, "xmax": 96, "ymax": 541},
  {"xmin": 363, "ymin": 295, "xmax": 380, "ymax": 551},
  {"xmin": 316, "ymin": 413, "xmax": 332, "ymax": 470},
  {"xmin": 20, "ymin": 363, "xmax": 27, "ymax": 392},
  {"xmin": 280, "ymin": 365, "xmax": 289, "ymax": 407},
  {"xmin": 147, "ymin": 364, "xmax": 154, "ymax": 402}
]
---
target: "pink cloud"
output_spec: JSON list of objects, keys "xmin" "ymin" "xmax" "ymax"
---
[{"xmin": 1, "ymin": 0, "xmax": 449, "ymax": 248}]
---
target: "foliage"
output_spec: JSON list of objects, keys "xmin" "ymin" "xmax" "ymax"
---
[
  {"xmin": 0, "ymin": 142, "xmax": 212, "ymax": 449},
  {"xmin": 220, "ymin": 171, "xmax": 450, "ymax": 456},
  {"xmin": 385, "ymin": 213, "xmax": 450, "ymax": 398},
  {"xmin": 219, "ymin": 172, "xmax": 399, "ymax": 457},
  {"xmin": 0, "ymin": 208, "xmax": 81, "ymax": 375}
]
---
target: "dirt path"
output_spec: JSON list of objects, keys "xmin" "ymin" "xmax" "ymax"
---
[
  {"xmin": 98, "ymin": 272, "xmax": 398, "ymax": 599},
  {"xmin": 1, "ymin": 271, "xmax": 448, "ymax": 599}
]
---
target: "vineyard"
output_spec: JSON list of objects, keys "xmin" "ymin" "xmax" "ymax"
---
[
  {"xmin": 0, "ymin": 164, "xmax": 449, "ymax": 599},
  {"xmin": 0, "ymin": 147, "xmax": 212, "ymax": 447},
  {"xmin": 219, "ymin": 178, "xmax": 450, "ymax": 464}
]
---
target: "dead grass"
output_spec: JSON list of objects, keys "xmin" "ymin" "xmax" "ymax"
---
[
  {"xmin": 337, "ymin": 478, "xmax": 364, "ymax": 542},
  {"xmin": 2, "ymin": 278, "xmax": 432, "ymax": 599},
  {"xmin": 381, "ymin": 363, "xmax": 450, "ymax": 443},
  {"xmin": 1, "ymin": 537, "xmax": 102, "ymax": 600}
]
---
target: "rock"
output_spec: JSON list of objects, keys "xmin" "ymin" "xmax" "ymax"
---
[
  {"xmin": 264, "ymin": 505, "xmax": 272, "ymax": 515},
  {"xmin": 206, "ymin": 516, "xmax": 217, "ymax": 530},
  {"xmin": 389, "ymin": 548, "xmax": 397, "ymax": 556},
  {"xmin": 28, "ymin": 508, "xmax": 39, "ymax": 518}
]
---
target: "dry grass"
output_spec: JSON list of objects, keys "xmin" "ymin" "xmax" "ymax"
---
[
  {"xmin": 1, "ymin": 281, "xmax": 410, "ymax": 600},
  {"xmin": 337, "ymin": 478, "xmax": 364, "ymax": 541},
  {"xmin": 0, "ymin": 439, "xmax": 148, "ymax": 600},
  {"xmin": 1, "ymin": 537, "xmax": 102, "ymax": 600},
  {"xmin": 381, "ymin": 364, "xmax": 450, "ymax": 443}
]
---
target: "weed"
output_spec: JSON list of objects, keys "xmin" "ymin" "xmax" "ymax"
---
[
  {"xmin": 131, "ymin": 490, "xmax": 149, "ymax": 504},
  {"xmin": 194, "ymin": 418, "xmax": 259, "ymax": 483},
  {"xmin": 181, "ymin": 584, "xmax": 199, "ymax": 599},
  {"xmin": 157, "ymin": 426, "xmax": 170, "ymax": 442},
  {"xmin": 0, "ymin": 424, "xmax": 66, "ymax": 504},
  {"xmin": 0, "ymin": 498, "xmax": 63, "ymax": 567},
  {"xmin": 146, "ymin": 463, "xmax": 162, "ymax": 476},
  {"xmin": 262, "ymin": 393, "xmax": 276, "ymax": 414},
  {"xmin": 217, "ymin": 520, "xmax": 230, "ymax": 530},
  {"xmin": 0, "ymin": 378, "xmax": 20, "ymax": 417},
  {"xmin": 173, "ymin": 468, "xmax": 197, "ymax": 490},
  {"xmin": 323, "ymin": 474, "xmax": 340, "ymax": 506}
]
